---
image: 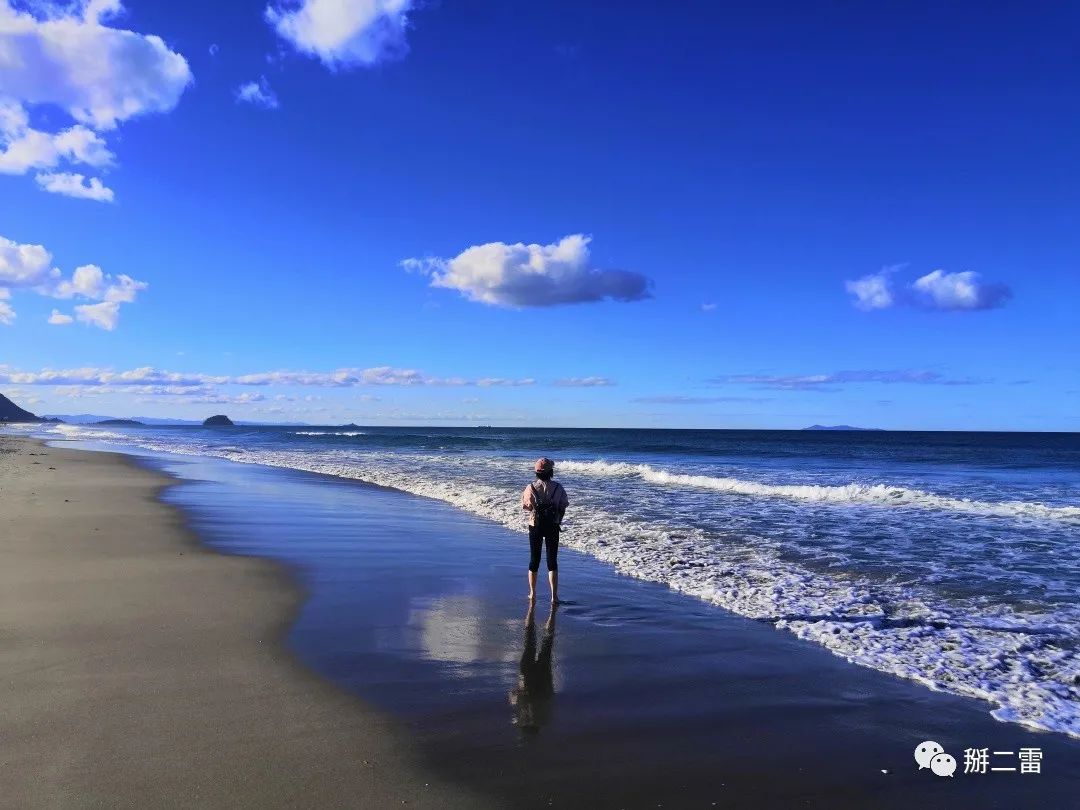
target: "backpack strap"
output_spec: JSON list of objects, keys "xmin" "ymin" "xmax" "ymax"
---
[{"xmin": 531, "ymin": 479, "xmax": 548, "ymax": 505}]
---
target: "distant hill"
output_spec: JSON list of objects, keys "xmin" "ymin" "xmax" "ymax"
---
[
  {"xmin": 803, "ymin": 424, "xmax": 885, "ymax": 431},
  {"xmin": 93, "ymin": 419, "xmax": 145, "ymax": 426},
  {"xmin": 0, "ymin": 393, "xmax": 40, "ymax": 423},
  {"xmin": 46, "ymin": 414, "xmax": 205, "ymax": 425},
  {"xmin": 203, "ymin": 414, "xmax": 234, "ymax": 426}
]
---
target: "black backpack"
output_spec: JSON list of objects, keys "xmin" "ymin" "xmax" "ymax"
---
[{"xmin": 532, "ymin": 481, "xmax": 562, "ymax": 525}]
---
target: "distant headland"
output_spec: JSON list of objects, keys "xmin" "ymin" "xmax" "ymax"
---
[{"xmin": 0, "ymin": 393, "xmax": 62, "ymax": 423}]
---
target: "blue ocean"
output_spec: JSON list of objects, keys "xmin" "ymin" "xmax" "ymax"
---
[{"xmin": 23, "ymin": 422, "xmax": 1080, "ymax": 738}]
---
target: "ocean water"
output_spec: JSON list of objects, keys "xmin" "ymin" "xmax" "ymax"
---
[{"xmin": 18, "ymin": 422, "xmax": 1080, "ymax": 738}]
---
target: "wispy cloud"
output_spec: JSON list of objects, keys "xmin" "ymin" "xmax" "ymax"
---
[
  {"xmin": 235, "ymin": 77, "xmax": 279, "ymax": 109},
  {"xmin": 713, "ymin": 370, "xmax": 983, "ymax": 390},
  {"xmin": 0, "ymin": 365, "xmax": 573, "ymax": 390},
  {"xmin": 266, "ymin": 0, "xmax": 414, "ymax": 70},
  {"xmin": 845, "ymin": 267, "xmax": 898, "ymax": 311},
  {"xmin": 477, "ymin": 377, "xmax": 536, "ymax": 387},
  {"xmin": 633, "ymin": 395, "xmax": 771, "ymax": 404},
  {"xmin": 845, "ymin": 266, "xmax": 1012, "ymax": 312},
  {"xmin": 554, "ymin": 376, "xmax": 616, "ymax": 387},
  {"xmin": 403, "ymin": 234, "xmax": 652, "ymax": 308}
]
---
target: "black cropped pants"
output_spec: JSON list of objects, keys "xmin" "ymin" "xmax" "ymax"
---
[{"xmin": 528, "ymin": 523, "xmax": 560, "ymax": 572}]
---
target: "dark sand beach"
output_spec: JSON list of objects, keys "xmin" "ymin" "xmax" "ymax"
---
[
  {"xmin": 0, "ymin": 436, "xmax": 489, "ymax": 809},
  {"xmin": 4, "ymin": 434, "xmax": 1078, "ymax": 808}
]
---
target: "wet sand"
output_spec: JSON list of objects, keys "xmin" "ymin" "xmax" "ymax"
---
[
  {"xmin": 154, "ymin": 446, "xmax": 1080, "ymax": 809},
  {"xmin": 0, "ymin": 436, "xmax": 490, "ymax": 808},
  {"xmin": 4, "ymin": 434, "xmax": 1078, "ymax": 808}
]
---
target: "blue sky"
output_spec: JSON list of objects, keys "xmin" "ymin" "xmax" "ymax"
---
[{"xmin": 1, "ymin": 0, "xmax": 1077, "ymax": 429}]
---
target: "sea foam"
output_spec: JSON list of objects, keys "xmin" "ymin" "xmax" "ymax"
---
[
  {"xmin": 23, "ymin": 423, "xmax": 1080, "ymax": 739},
  {"xmin": 558, "ymin": 459, "xmax": 1080, "ymax": 523}
]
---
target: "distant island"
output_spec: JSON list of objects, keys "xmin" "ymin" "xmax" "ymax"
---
[
  {"xmin": 94, "ymin": 419, "xmax": 145, "ymax": 426},
  {"xmin": 339, "ymin": 423, "xmax": 362, "ymax": 429},
  {"xmin": 802, "ymin": 424, "xmax": 885, "ymax": 432},
  {"xmin": 203, "ymin": 415, "xmax": 234, "ymax": 427}
]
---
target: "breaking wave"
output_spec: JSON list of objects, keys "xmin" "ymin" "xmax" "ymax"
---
[{"xmin": 558, "ymin": 459, "xmax": 1080, "ymax": 524}]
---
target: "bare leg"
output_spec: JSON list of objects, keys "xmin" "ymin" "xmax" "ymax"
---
[
  {"xmin": 527, "ymin": 570, "xmax": 537, "ymax": 601},
  {"xmin": 548, "ymin": 570, "xmax": 558, "ymax": 603}
]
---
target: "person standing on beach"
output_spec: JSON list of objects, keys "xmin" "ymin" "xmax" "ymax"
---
[{"xmin": 522, "ymin": 457, "xmax": 569, "ymax": 603}]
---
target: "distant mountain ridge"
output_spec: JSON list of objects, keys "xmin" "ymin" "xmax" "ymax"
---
[{"xmin": 45, "ymin": 413, "xmax": 205, "ymax": 425}]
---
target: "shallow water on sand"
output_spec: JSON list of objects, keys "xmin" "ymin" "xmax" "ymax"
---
[
  {"xmin": 70, "ymin": 444, "xmax": 1079, "ymax": 809},
  {"xmin": 29, "ymin": 422, "xmax": 1080, "ymax": 739}
]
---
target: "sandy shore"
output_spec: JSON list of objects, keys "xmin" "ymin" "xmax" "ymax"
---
[{"xmin": 0, "ymin": 436, "xmax": 490, "ymax": 808}]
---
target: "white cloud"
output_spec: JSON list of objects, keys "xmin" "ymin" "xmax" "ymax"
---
[
  {"xmin": 0, "ymin": 234, "xmax": 146, "ymax": 328},
  {"xmin": 845, "ymin": 266, "xmax": 1011, "ymax": 312},
  {"xmin": 714, "ymin": 370, "xmax": 981, "ymax": 390},
  {"xmin": 845, "ymin": 271, "xmax": 894, "ymax": 310},
  {"xmin": 0, "ymin": 100, "xmax": 114, "ymax": 175},
  {"xmin": 0, "ymin": 1, "xmax": 192, "ymax": 199},
  {"xmin": 912, "ymin": 270, "xmax": 1011, "ymax": 311},
  {"xmin": 404, "ymin": 234, "xmax": 652, "ymax": 308},
  {"xmin": 169, "ymin": 392, "xmax": 267, "ymax": 405},
  {"xmin": 0, "ymin": 235, "xmax": 51, "ymax": 286},
  {"xmin": 0, "ymin": 366, "xmax": 226, "ymax": 387},
  {"xmin": 47, "ymin": 308, "xmax": 73, "ymax": 325},
  {"xmin": 51, "ymin": 264, "xmax": 146, "ymax": 302},
  {"xmin": 701, "ymin": 302, "xmax": 717, "ymax": 312},
  {"xmin": 0, "ymin": 299, "xmax": 13, "ymax": 324},
  {"xmin": 0, "ymin": 365, "xmax": 613, "ymax": 391},
  {"xmin": 476, "ymin": 377, "xmax": 536, "ymax": 387},
  {"xmin": 633, "ymin": 395, "xmax": 770, "ymax": 404},
  {"xmin": 554, "ymin": 376, "xmax": 616, "ymax": 387},
  {"xmin": 0, "ymin": 1, "xmax": 193, "ymax": 130},
  {"xmin": 265, "ymin": 0, "xmax": 414, "ymax": 69},
  {"xmin": 74, "ymin": 300, "xmax": 119, "ymax": 330},
  {"xmin": 235, "ymin": 77, "xmax": 279, "ymax": 109},
  {"xmin": 35, "ymin": 171, "xmax": 114, "ymax": 201}
]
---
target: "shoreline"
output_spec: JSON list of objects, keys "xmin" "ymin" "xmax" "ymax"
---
[
  {"xmin": 6, "ymin": 433, "xmax": 1079, "ymax": 808},
  {"xmin": 0, "ymin": 435, "xmax": 491, "ymax": 808}
]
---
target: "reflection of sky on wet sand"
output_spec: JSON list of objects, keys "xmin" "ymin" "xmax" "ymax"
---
[
  {"xmin": 405, "ymin": 594, "xmax": 520, "ymax": 666},
  {"xmin": 400, "ymin": 595, "xmax": 565, "ymax": 696}
]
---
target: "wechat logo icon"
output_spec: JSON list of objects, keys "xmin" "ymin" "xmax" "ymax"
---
[{"xmin": 915, "ymin": 741, "xmax": 955, "ymax": 777}]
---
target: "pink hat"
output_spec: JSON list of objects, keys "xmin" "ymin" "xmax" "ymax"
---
[{"xmin": 534, "ymin": 457, "xmax": 554, "ymax": 473}]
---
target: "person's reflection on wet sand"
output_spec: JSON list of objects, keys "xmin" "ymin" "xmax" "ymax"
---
[{"xmin": 508, "ymin": 602, "xmax": 556, "ymax": 737}]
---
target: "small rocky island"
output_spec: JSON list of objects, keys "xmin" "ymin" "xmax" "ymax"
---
[{"xmin": 202, "ymin": 414, "xmax": 234, "ymax": 427}]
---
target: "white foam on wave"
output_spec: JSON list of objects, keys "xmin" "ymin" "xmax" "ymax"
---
[
  {"xmin": 292, "ymin": 430, "xmax": 367, "ymax": 437},
  {"xmin": 26, "ymin": 425, "xmax": 1080, "ymax": 739},
  {"xmin": 558, "ymin": 459, "xmax": 1080, "ymax": 524},
  {"xmin": 46, "ymin": 423, "xmax": 128, "ymax": 441}
]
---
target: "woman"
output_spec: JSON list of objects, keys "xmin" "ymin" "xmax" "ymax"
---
[{"xmin": 521, "ymin": 457, "xmax": 569, "ymax": 603}]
